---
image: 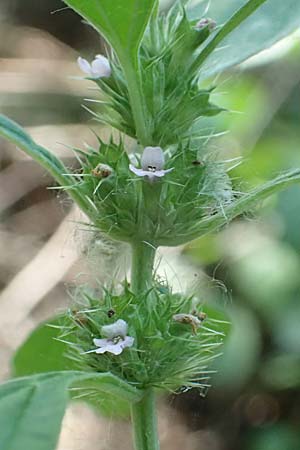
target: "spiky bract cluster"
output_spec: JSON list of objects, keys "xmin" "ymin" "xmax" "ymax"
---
[
  {"xmin": 86, "ymin": 5, "xmax": 222, "ymax": 146},
  {"xmin": 68, "ymin": 139, "xmax": 233, "ymax": 246},
  {"xmin": 60, "ymin": 283, "xmax": 224, "ymax": 391}
]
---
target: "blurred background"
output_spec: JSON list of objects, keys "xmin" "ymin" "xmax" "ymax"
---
[{"xmin": 0, "ymin": 1, "xmax": 300, "ymax": 450}]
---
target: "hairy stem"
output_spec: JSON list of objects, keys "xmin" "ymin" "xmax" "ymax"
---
[
  {"xmin": 131, "ymin": 242, "xmax": 156, "ymax": 294},
  {"xmin": 130, "ymin": 242, "xmax": 159, "ymax": 449},
  {"xmin": 123, "ymin": 62, "xmax": 151, "ymax": 146},
  {"xmin": 131, "ymin": 389, "xmax": 160, "ymax": 450}
]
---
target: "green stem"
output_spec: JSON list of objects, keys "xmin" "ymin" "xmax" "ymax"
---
[
  {"xmin": 131, "ymin": 389, "xmax": 160, "ymax": 450},
  {"xmin": 130, "ymin": 245, "xmax": 159, "ymax": 449},
  {"xmin": 131, "ymin": 242, "xmax": 156, "ymax": 294},
  {"xmin": 122, "ymin": 60, "xmax": 150, "ymax": 146}
]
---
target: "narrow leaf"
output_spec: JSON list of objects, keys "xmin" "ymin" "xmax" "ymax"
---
[
  {"xmin": 191, "ymin": 0, "xmax": 267, "ymax": 72},
  {"xmin": 166, "ymin": 168, "xmax": 300, "ymax": 245},
  {"xmin": 188, "ymin": 0, "xmax": 300, "ymax": 79},
  {"xmin": 0, "ymin": 115, "xmax": 71, "ymax": 188},
  {"xmin": 0, "ymin": 115, "xmax": 92, "ymax": 217}
]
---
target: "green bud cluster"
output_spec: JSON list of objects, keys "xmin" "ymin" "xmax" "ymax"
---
[
  {"xmin": 60, "ymin": 282, "xmax": 224, "ymax": 391},
  {"xmin": 88, "ymin": 4, "xmax": 222, "ymax": 146},
  {"xmin": 68, "ymin": 139, "xmax": 233, "ymax": 246}
]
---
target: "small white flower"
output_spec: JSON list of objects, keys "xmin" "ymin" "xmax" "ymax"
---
[
  {"xmin": 129, "ymin": 146, "xmax": 174, "ymax": 181},
  {"xmin": 89, "ymin": 319, "xmax": 134, "ymax": 356},
  {"xmin": 102, "ymin": 319, "xmax": 128, "ymax": 339},
  {"xmin": 77, "ymin": 54, "xmax": 111, "ymax": 78}
]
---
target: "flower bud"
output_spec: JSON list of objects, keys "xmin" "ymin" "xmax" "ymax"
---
[
  {"xmin": 91, "ymin": 163, "xmax": 113, "ymax": 178},
  {"xmin": 195, "ymin": 18, "xmax": 216, "ymax": 31},
  {"xmin": 77, "ymin": 54, "xmax": 111, "ymax": 78}
]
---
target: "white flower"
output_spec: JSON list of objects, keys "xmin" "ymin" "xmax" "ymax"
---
[
  {"xmin": 129, "ymin": 146, "xmax": 174, "ymax": 181},
  {"xmin": 102, "ymin": 319, "xmax": 128, "ymax": 339},
  {"xmin": 89, "ymin": 319, "xmax": 134, "ymax": 356},
  {"xmin": 77, "ymin": 54, "xmax": 111, "ymax": 78}
]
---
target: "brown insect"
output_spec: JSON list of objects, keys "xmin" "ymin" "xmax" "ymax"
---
[
  {"xmin": 72, "ymin": 309, "xmax": 88, "ymax": 326},
  {"xmin": 172, "ymin": 312, "xmax": 206, "ymax": 335},
  {"xmin": 91, "ymin": 163, "xmax": 113, "ymax": 178},
  {"xmin": 194, "ymin": 311, "xmax": 207, "ymax": 322}
]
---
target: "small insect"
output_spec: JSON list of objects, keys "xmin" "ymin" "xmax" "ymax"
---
[
  {"xmin": 192, "ymin": 160, "xmax": 204, "ymax": 166},
  {"xmin": 72, "ymin": 309, "xmax": 88, "ymax": 326},
  {"xmin": 91, "ymin": 163, "xmax": 113, "ymax": 178},
  {"xmin": 193, "ymin": 311, "xmax": 207, "ymax": 322},
  {"xmin": 107, "ymin": 309, "xmax": 115, "ymax": 318},
  {"xmin": 172, "ymin": 313, "xmax": 206, "ymax": 335}
]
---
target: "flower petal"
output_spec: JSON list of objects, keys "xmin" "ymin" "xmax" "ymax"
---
[
  {"xmin": 153, "ymin": 168, "xmax": 174, "ymax": 177},
  {"xmin": 93, "ymin": 338, "xmax": 109, "ymax": 347},
  {"xmin": 141, "ymin": 146, "xmax": 165, "ymax": 171},
  {"xmin": 121, "ymin": 336, "xmax": 135, "ymax": 349},
  {"xmin": 95, "ymin": 342, "xmax": 124, "ymax": 355},
  {"xmin": 129, "ymin": 164, "xmax": 173, "ymax": 180},
  {"xmin": 91, "ymin": 55, "xmax": 111, "ymax": 78},
  {"xmin": 77, "ymin": 57, "xmax": 92, "ymax": 76},
  {"xmin": 101, "ymin": 319, "xmax": 128, "ymax": 339},
  {"xmin": 129, "ymin": 164, "xmax": 149, "ymax": 177}
]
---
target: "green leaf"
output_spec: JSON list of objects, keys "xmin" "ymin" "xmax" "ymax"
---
[
  {"xmin": 191, "ymin": 0, "xmax": 267, "ymax": 71},
  {"xmin": 13, "ymin": 317, "xmax": 77, "ymax": 375},
  {"xmin": 0, "ymin": 372, "xmax": 79, "ymax": 450},
  {"xmin": 63, "ymin": 0, "xmax": 155, "ymax": 65},
  {"xmin": 188, "ymin": 0, "xmax": 300, "ymax": 80},
  {"xmin": 63, "ymin": 0, "xmax": 156, "ymax": 144},
  {"xmin": 166, "ymin": 168, "xmax": 300, "ymax": 246},
  {"xmin": 0, "ymin": 114, "xmax": 92, "ymax": 217},
  {"xmin": 0, "ymin": 371, "xmax": 143, "ymax": 450},
  {"xmin": 13, "ymin": 317, "xmax": 136, "ymax": 417},
  {"xmin": 0, "ymin": 115, "xmax": 71, "ymax": 189}
]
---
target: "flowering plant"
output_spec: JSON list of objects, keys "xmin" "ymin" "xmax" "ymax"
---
[{"xmin": 1, "ymin": 1, "xmax": 300, "ymax": 450}]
